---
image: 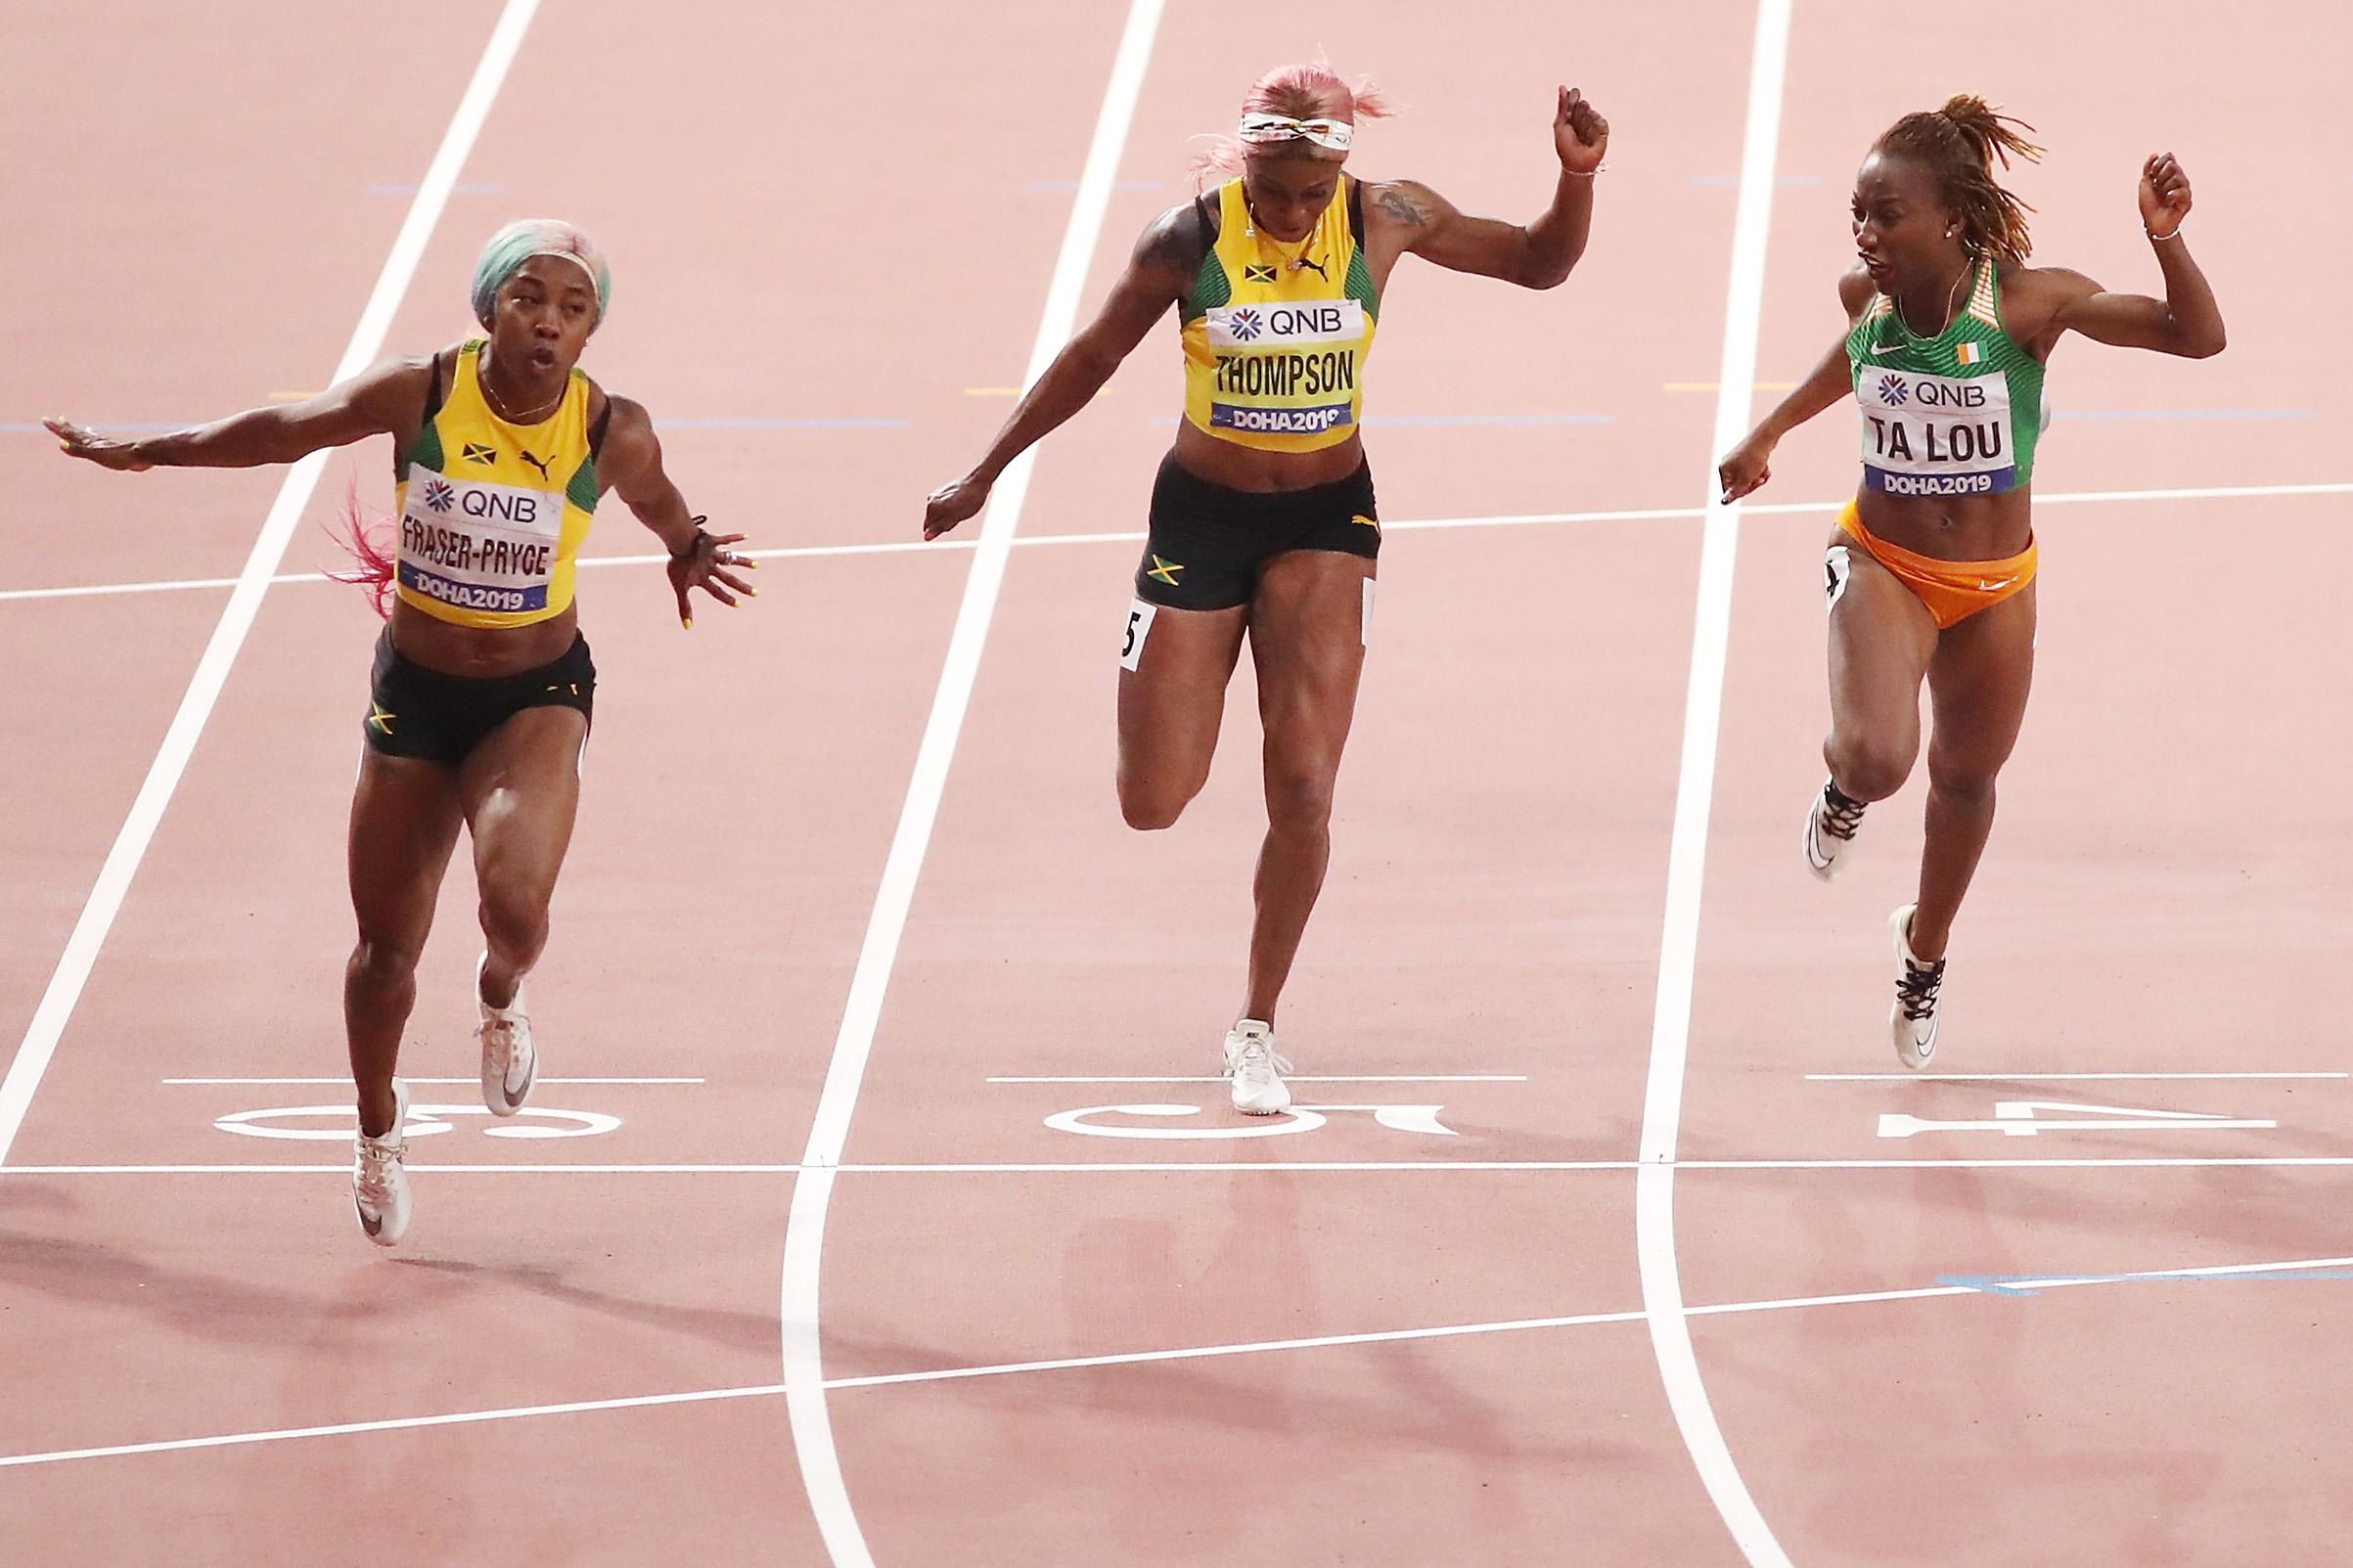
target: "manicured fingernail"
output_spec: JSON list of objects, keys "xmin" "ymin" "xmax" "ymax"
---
[
  {"xmin": 747, "ymin": 586, "xmax": 759, "ymax": 597},
  {"xmin": 683, "ymin": 617, "xmax": 694, "ymax": 630}
]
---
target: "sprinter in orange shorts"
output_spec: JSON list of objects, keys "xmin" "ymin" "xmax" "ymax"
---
[{"xmin": 1717, "ymin": 97, "xmax": 2223, "ymax": 1067}]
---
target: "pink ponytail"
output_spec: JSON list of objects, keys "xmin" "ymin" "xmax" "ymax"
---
[{"xmin": 324, "ymin": 477, "xmax": 397, "ymax": 620}]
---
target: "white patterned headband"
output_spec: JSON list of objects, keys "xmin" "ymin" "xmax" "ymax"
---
[{"xmin": 1237, "ymin": 112, "xmax": 1354, "ymax": 152}]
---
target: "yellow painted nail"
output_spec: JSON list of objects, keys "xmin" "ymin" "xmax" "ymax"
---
[
  {"xmin": 747, "ymin": 586, "xmax": 759, "ymax": 597},
  {"xmin": 683, "ymin": 617, "xmax": 694, "ymax": 630}
]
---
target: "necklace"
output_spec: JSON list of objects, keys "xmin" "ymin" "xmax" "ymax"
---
[
  {"xmin": 1895, "ymin": 258, "xmax": 1971, "ymax": 338},
  {"xmin": 1242, "ymin": 194, "xmax": 1320, "ymax": 269},
  {"xmin": 477, "ymin": 349, "xmax": 567, "ymax": 426}
]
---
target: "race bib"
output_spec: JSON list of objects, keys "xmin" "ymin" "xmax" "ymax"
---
[
  {"xmin": 1119, "ymin": 598, "xmax": 1157, "ymax": 672},
  {"xmin": 398, "ymin": 471, "xmax": 566, "ymax": 614},
  {"xmin": 1204, "ymin": 299, "xmax": 1364, "ymax": 436},
  {"xmin": 1855, "ymin": 368, "xmax": 2017, "ymax": 498}
]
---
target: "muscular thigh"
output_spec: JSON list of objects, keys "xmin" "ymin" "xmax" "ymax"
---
[
  {"xmin": 1249, "ymin": 550, "xmax": 1373, "ymax": 770},
  {"xmin": 348, "ymin": 750, "xmax": 465, "ymax": 943},
  {"xmin": 1926, "ymin": 579, "xmax": 2037, "ymax": 779},
  {"xmin": 460, "ymin": 705, "xmax": 589, "ymax": 896},
  {"xmin": 1117, "ymin": 595, "xmax": 1247, "ymax": 785},
  {"xmin": 1828, "ymin": 537, "xmax": 1939, "ymax": 748}
]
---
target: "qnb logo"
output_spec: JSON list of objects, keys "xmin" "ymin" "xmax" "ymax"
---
[
  {"xmin": 1228, "ymin": 307, "xmax": 1265, "ymax": 342},
  {"xmin": 1878, "ymin": 373, "xmax": 1910, "ymax": 407},
  {"xmin": 423, "ymin": 478, "xmax": 457, "ymax": 514}
]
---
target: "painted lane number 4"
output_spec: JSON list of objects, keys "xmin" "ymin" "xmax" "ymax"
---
[{"xmin": 1878, "ymin": 1098, "xmax": 2279, "ymax": 1140}]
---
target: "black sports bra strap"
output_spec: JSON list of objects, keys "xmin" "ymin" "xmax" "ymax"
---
[
  {"xmin": 1346, "ymin": 177, "xmax": 1366, "ymax": 249},
  {"xmin": 587, "ymin": 393, "xmax": 613, "ymax": 458},
  {"xmin": 1193, "ymin": 191, "xmax": 1218, "ymax": 255},
  {"xmin": 420, "ymin": 348, "xmax": 450, "ymax": 427}
]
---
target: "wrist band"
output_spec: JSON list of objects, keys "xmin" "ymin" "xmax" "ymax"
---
[
  {"xmin": 1565, "ymin": 163, "xmax": 1606, "ymax": 179},
  {"xmin": 2145, "ymin": 225, "xmax": 2184, "ymax": 242},
  {"xmin": 670, "ymin": 515, "xmax": 711, "ymax": 560}
]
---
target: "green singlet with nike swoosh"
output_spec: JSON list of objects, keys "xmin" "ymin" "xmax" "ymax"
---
[{"xmin": 1847, "ymin": 256, "xmax": 2048, "ymax": 500}]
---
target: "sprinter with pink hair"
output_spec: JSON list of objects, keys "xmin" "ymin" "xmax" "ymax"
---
[{"xmin": 926, "ymin": 66, "xmax": 1609, "ymax": 1114}]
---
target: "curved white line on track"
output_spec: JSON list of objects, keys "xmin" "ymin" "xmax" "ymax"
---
[
  {"xmin": 775, "ymin": 4, "xmax": 1166, "ymax": 1562},
  {"xmin": 1634, "ymin": 2, "xmax": 1795, "ymax": 1565},
  {"xmin": 0, "ymin": 0, "xmax": 545, "ymax": 1166}
]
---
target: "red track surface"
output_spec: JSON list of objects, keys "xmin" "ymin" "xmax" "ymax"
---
[{"xmin": 4, "ymin": 1, "xmax": 2348, "ymax": 1563}]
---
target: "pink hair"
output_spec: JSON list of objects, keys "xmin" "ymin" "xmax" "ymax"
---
[
  {"xmin": 1192, "ymin": 62, "xmax": 1394, "ymax": 186},
  {"xmin": 325, "ymin": 477, "xmax": 397, "ymax": 619}
]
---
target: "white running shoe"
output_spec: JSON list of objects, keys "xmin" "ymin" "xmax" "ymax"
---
[
  {"xmin": 353, "ymin": 1077, "xmax": 413, "ymax": 1247},
  {"xmin": 1222, "ymin": 1019, "xmax": 1292, "ymax": 1116},
  {"xmin": 1888, "ymin": 905, "xmax": 1946, "ymax": 1070},
  {"xmin": 476, "ymin": 952, "xmax": 536, "ymax": 1117},
  {"xmin": 1805, "ymin": 779, "xmax": 1869, "ymax": 881}
]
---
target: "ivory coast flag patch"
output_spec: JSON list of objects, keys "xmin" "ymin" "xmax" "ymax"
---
[{"xmin": 1956, "ymin": 341, "xmax": 1985, "ymax": 367}]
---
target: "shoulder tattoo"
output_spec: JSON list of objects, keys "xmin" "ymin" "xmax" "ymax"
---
[{"xmin": 1375, "ymin": 186, "xmax": 1431, "ymax": 227}]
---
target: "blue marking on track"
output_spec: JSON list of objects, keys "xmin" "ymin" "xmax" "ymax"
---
[
  {"xmin": 1148, "ymin": 414, "xmax": 1615, "ymax": 428},
  {"xmin": 2051, "ymin": 408, "xmax": 2316, "ymax": 422},
  {"xmin": 12, "ymin": 418, "xmax": 907, "ymax": 434},
  {"xmin": 2, "ymin": 422, "xmax": 186, "ymax": 432},
  {"xmin": 1940, "ymin": 1268, "xmax": 2353, "ymax": 1297},
  {"xmin": 653, "ymin": 417, "xmax": 908, "ymax": 429},
  {"xmin": 1029, "ymin": 179, "xmax": 1167, "ymax": 193}
]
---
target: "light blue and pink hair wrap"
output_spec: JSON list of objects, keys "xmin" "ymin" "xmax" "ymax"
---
[{"xmin": 470, "ymin": 219, "xmax": 611, "ymax": 331}]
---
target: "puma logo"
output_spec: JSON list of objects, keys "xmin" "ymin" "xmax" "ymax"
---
[
  {"xmin": 1290, "ymin": 254, "xmax": 1329, "ymax": 280},
  {"xmin": 519, "ymin": 450, "xmax": 554, "ymax": 481}
]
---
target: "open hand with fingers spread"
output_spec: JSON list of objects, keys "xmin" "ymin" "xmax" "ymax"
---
[
  {"xmin": 45, "ymin": 418, "xmax": 153, "ymax": 471},
  {"xmin": 1555, "ymin": 87, "xmax": 1609, "ymax": 175},
  {"xmin": 666, "ymin": 521, "xmax": 758, "ymax": 628},
  {"xmin": 2139, "ymin": 152, "xmax": 2193, "ymax": 239}
]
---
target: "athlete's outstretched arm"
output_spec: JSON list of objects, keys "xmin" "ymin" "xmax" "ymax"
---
[
  {"xmin": 2030, "ymin": 155, "xmax": 2224, "ymax": 359},
  {"xmin": 1368, "ymin": 87, "xmax": 1608, "ymax": 290},
  {"xmin": 600, "ymin": 397, "xmax": 757, "ymax": 628},
  {"xmin": 45, "ymin": 357, "xmax": 431, "ymax": 472},
  {"xmin": 1717, "ymin": 266, "xmax": 1878, "ymax": 501},
  {"xmin": 923, "ymin": 209, "xmax": 1195, "ymax": 539}
]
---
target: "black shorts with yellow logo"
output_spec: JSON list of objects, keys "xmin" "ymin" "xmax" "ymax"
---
[
  {"xmin": 1136, "ymin": 453, "xmax": 1379, "ymax": 611},
  {"xmin": 362, "ymin": 626, "xmax": 596, "ymax": 764}
]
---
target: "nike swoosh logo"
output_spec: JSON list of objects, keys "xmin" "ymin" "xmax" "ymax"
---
[
  {"xmin": 357, "ymin": 1202, "xmax": 384, "ymax": 1236},
  {"xmin": 1975, "ymin": 577, "xmax": 2015, "ymax": 591}
]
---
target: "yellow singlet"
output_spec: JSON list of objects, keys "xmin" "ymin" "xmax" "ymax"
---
[
  {"xmin": 1179, "ymin": 176, "xmax": 1380, "ymax": 453},
  {"xmin": 392, "ymin": 340, "xmax": 603, "ymax": 629}
]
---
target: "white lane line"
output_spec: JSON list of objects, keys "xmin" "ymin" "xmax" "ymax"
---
[
  {"xmin": 12, "ymin": 1245, "xmax": 2341, "ymax": 1471},
  {"xmin": 0, "ymin": 1382, "xmax": 792, "ymax": 1471},
  {"xmin": 9, "ymin": 478, "xmax": 2347, "ymax": 605},
  {"xmin": 10, "ymin": 1154, "xmax": 2353, "ymax": 1177},
  {"xmin": 1635, "ymin": 3, "xmax": 1794, "ymax": 1565},
  {"xmin": 1806, "ymin": 1072, "xmax": 2345, "ymax": 1082},
  {"xmin": 159, "ymin": 1076, "xmax": 704, "ymax": 1086},
  {"xmin": 983, "ymin": 1074, "xmax": 1529, "ymax": 1084},
  {"xmin": 0, "ymin": 0, "xmax": 544, "ymax": 1169},
  {"xmin": 776, "ymin": 5, "xmax": 1165, "ymax": 1563}
]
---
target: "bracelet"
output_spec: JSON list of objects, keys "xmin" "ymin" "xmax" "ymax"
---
[
  {"xmin": 669, "ymin": 515, "xmax": 711, "ymax": 560},
  {"xmin": 2145, "ymin": 225, "xmax": 2184, "ymax": 242},
  {"xmin": 1565, "ymin": 162, "xmax": 1606, "ymax": 179}
]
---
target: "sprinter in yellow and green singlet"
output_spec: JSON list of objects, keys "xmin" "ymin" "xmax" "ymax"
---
[
  {"xmin": 925, "ymin": 65, "xmax": 1610, "ymax": 1116},
  {"xmin": 49, "ymin": 220, "xmax": 757, "ymax": 1247},
  {"xmin": 1718, "ymin": 100, "xmax": 2224, "ymax": 1069}
]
